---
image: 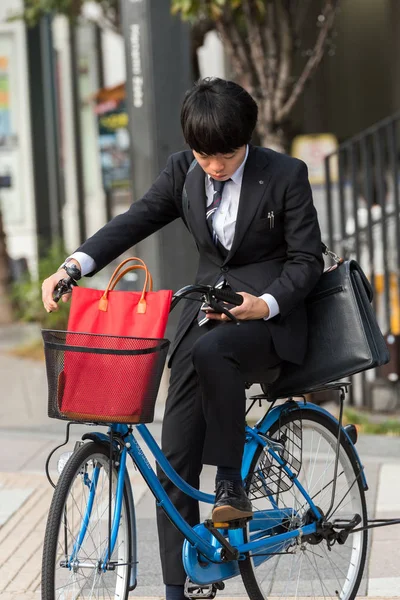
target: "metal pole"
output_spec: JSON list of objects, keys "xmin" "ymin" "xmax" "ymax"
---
[
  {"xmin": 349, "ymin": 144, "xmax": 360, "ymax": 261},
  {"xmin": 27, "ymin": 16, "xmax": 64, "ymax": 253},
  {"xmin": 325, "ymin": 156, "xmax": 335, "ymax": 251},
  {"xmin": 386, "ymin": 120, "xmax": 400, "ymax": 326},
  {"xmin": 360, "ymin": 135, "xmax": 376, "ymax": 295},
  {"xmin": 69, "ymin": 23, "xmax": 87, "ymax": 242},
  {"xmin": 338, "ymin": 150, "xmax": 347, "ymax": 257},
  {"xmin": 373, "ymin": 129, "xmax": 391, "ymax": 333},
  {"xmin": 119, "ymin": 0, "xmax": 195, "ymax": 337}
]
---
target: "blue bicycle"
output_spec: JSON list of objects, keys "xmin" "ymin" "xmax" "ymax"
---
[{"xmin": 41, "ymin": 281, "xmax": 370, "ymax": 600}]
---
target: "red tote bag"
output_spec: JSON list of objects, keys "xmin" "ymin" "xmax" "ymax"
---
[{"xmin": 59, "ymin": 257, "xmax": 173, "ymax": 422}]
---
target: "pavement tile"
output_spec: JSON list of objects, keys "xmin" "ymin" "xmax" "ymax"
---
[
  {"xmin": 368, "ymin": 579, "xmax": 400, "ymax": 597},
  {"xmin": 0, "ymin": 438, "xmax": 50, "ymax": 473},
  {"xmin": 376, "ymin": 464, "xmax": 400, "ymax": 513},
  {"xmin": 0, "ymin": 488, "xmax": 33, "ymax": 525},
  {"xmin": 373, "ymin": 511, "xmax": 400, "ymax": 542},
  {"xmin": 368, "ymin": 540, "xmax": 400, "ymax": 579},
  {"xmin": 0, "ymin": 473, "xmax": 51, "ymax": 592},
  {"xmin": 0, "ymin": 594, "xmax": 41, "ymax": 599}
]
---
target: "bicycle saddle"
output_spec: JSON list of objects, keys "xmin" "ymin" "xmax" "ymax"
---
[{"xmin": 246, "ymin": 364, "xmax": 282, "ymax": 389}]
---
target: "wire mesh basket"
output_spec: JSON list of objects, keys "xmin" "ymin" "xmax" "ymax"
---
[
  {"xmin": 247, "ymin": 413, "xmax": 302, "ymax": 499},
  {"xmin": 42, "ymin": 330, "xmax": 169, "ymax": 424}
]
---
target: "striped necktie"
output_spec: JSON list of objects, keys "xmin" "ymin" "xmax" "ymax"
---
[{"xmin": 206, "ymin": 178, "xmax": 229, "ymax": 245}]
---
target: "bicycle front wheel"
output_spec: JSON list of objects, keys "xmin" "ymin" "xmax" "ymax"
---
[
  {"xmin": 240, "ymin": 408, "xmax": 368, "ymax": 600},
  {"xmin": 42, "ymin": 442, "xmax": 132, "ymax": 600}
]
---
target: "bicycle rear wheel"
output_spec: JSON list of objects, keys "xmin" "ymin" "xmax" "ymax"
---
[
  {"xmin": 240, "ymin": 408, "xmax": 368, "ymax": 600},
  {"xmin": 42, "ymin": 441, "xmax": 132, "ymax": 600}
]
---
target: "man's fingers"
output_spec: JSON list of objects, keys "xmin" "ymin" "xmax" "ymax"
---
[
  {"xmin": 44, "ymin": 300, "xmax": 59, "ymax": 312},
  {"xmin": 61, "ymin": 292, "xmax": 72, "ymax": 303},
  {"xmin": 42, "ymin": 277, "xmax": 61, "ymax": 312}
]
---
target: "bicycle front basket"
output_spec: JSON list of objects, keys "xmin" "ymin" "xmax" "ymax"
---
[{"xmin": 42, "ymin": 330, "xmax": 169, "ymax": 424}]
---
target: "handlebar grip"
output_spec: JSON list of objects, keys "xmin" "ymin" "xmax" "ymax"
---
[
  {"xmin": 213, "ymin": 288, "xmax": 243, "ymax": 306},
  {"xmin": 53, "ymin": 280, "xmax": 67, "ymax": 303},
  {"xmin": 53, "ymin": 277, "xmax": 77, "ymax": 302}
]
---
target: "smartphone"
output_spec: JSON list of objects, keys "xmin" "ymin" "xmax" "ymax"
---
[{"xmin": 200, "ymin": 302, "xmax": 216, "ymax": 313}]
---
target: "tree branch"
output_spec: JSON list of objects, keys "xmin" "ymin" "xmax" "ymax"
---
[
  {"xmin": 277, "ymin": 0, "xmax": 339, "ymax": 122},
  {"xmin": 273, "ymin": 0, "xmax": 293, "ymax": 114},
  {"xmin": 215, "ymin": 21, "xmax": 253, "ymax": 93},
  {"xmin": 263, "ymin": 0, "xmax": 278, "ymax": 95},
  {"xmin": 242, "ymin": 0, "xmax": 269, "ymax": 96},
  {"xmin": 216, "ymin": 4, "xmax": 258, "ymax": 95}
]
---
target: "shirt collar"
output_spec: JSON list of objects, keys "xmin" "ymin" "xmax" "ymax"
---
[{"xmin": 206, "ymin": 144, "xmax": 249, "ymax": 187}]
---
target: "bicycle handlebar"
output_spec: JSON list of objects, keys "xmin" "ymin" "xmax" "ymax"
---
[
  {"xmin": 212, "ymin": 287, "xmax": 244, "ymax": 306},
  {"xmin": 52, "ymin": 269, "xmax": 243, "ymax": 322}
]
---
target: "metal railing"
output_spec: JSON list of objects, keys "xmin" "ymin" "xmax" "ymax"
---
[{"xmin": 324, "ymin": 112, "xmax": 400, "ymax": 409}]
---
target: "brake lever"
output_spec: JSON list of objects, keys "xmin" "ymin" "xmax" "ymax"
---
[{"xmin": 218, "ymin": 304, "xmax": 240, "ymax": 325}]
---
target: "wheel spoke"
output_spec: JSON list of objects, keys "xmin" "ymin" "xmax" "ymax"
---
[
  {"xmin": 43, "ymin": 446, "xmax": 130, "ymax": 599},
  {"xmin": 240, "ymin": 413, "xmax": 367, "ymax": 600}
]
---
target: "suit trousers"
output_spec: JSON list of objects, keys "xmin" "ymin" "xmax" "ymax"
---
[{"xmin": 156, "ymin": 317, "xmax": 281, "ymax": 584}]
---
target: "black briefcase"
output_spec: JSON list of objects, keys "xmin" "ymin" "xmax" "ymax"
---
[{"xmin": 267, "ymin": 259, "xmax": 390, "ymax": 398}]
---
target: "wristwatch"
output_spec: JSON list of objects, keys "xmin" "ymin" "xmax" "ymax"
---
[{"xmin": 58, "ymin": 259, "xmax": 82, "ymax": 281}]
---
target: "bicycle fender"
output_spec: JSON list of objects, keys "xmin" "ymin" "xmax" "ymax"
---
[
  {"xmin": 242, "ymin": 402, "xmax": 368, "ymax": 491},
  {"xmin": 82, "ymin": 431, "xmax": 117, "ymax": 446},
  {"xmin": 80, "ymin": 432, "xmax": 138, "ymax": 588}
]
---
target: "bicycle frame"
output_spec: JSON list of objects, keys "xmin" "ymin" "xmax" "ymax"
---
[
  {"xmin": 51, "ymin": 281, "xmax": 379, "ymax": 588},
  {"xmin": 68, "ymin": 403, "xmax": 353, "ymax": 584}
]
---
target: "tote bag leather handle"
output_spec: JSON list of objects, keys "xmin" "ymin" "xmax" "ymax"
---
[
  {"xmin": 107, "ymin": 257, "xmax": 148, "ymax": 287},
  {"xmin": 109, "ymin": 265, "xmax": 153, "ymax": 293},
  {"xmin": 99, "ymin": 257, "xmax": 153, "ymax": 313}
]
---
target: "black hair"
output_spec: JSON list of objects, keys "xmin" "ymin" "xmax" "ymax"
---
[{"xmin": 180, "ymin": 77, "xmax": 258, "ymax": 155}]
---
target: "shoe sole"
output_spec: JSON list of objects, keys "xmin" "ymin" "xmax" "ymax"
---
[{"xmin": 212, "ymin": 505, "xmax": 253, "ymax": 523}]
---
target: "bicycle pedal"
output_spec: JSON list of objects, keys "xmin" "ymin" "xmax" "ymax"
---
[
  {"xmin": 184, "ymin": 578, "xmax": 224, "ymax": 599},
  {"xmin": 209, "ymin": 517, "xmax": 251, "ymax": 530}
]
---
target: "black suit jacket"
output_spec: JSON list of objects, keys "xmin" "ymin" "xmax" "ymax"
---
[{"xmin": 77, "ymin": 146, "xmax": 324, "ymax": 365}]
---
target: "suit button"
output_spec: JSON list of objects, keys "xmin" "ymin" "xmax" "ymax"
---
[{"xmin": 221, "ymin": 266, "xmax": 229, "ymax": 272}]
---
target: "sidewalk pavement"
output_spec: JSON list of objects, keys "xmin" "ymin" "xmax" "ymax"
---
[{"xmin": 0, "ymin": 325, "xmax": 400, "ymax": 598}]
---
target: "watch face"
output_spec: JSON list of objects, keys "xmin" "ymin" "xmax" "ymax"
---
[{"xmin": 64, "ymin": 262, "xmax": 82, "ymax": 281}]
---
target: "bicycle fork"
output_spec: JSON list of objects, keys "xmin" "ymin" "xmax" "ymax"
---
[{"xmin": 63, "ymin": 446, "xmax": 128, "ymax": 574}]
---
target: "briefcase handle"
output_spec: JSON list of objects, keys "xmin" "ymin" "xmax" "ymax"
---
[{"xmin": 321, "ymin": 242, "xmax": 344, "ymax": 267}]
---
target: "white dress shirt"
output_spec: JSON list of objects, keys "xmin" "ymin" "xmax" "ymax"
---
[
  {"xmin": 205, "ymin": 146, "xmax": 279, "ymax": 320},
  {"xmin": 69, "ymin": 146, "xmax": 280, "ymax": 319}
]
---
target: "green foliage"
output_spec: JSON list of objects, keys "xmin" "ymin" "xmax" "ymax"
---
[
  {"xmin": 344, "ymin": 407, "xmax": 400, "ymax": 436},
  {"xmin": 12, "ymin": 241, "xmax": 74, "ymax": 330},
  {"xmin": 171, "ymin": 0, "xmax": 264, "ymax": 21},
  {"xmin": 8, "ymin": 0, "xmax": 83, "ymax": 26},
  {"xmin": 9, "ymin": 0, "xmax": 118, "ymax": 28}
]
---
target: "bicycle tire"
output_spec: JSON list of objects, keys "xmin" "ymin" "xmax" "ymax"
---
[
  {"xmin": 239, "ymin": 408, "xmax": 368, "ymax": 600},
  {"xmin": 42, "ymin": 441, "xmax": 132, "ymax": 600}
]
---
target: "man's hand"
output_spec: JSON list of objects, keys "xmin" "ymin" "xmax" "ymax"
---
[
  {"xmin": 41, "ymin": 259, "xmax": 80, "ymax": 313},
  {"xmin": 205, "ymin": 292, "xmax": 270, "ymax": 322}
]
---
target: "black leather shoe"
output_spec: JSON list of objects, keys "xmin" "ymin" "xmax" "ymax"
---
[{"xmin": 212, "ymin": 480, "xmax": 253, "ymax": 524}]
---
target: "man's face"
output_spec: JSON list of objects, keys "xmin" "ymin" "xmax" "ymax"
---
[{"xmin": 192, "ymin": 145, "xmax": 247, "ymax": 181}]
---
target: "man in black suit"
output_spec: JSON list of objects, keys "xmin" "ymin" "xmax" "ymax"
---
[{"xmin": 42, "ymin": 78, "xmax": 323, "ymax": 600}]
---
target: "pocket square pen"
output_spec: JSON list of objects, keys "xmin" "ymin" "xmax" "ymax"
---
[{"xmin": 268, "ymin": 211, "xmax": 275, "ymax": 229}]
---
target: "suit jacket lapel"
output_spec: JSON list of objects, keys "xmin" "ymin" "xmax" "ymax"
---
[
  {"xmin": 185, "ymin": 160, "xmax": 224, "ymax": 260},
  {"xmin": 223, "ymin": 146, "xmax": 271, "ymax": 265}
]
